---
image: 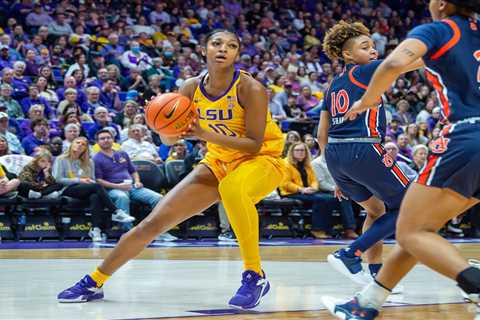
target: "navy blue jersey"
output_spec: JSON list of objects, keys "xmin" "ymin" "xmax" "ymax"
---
[
  {"xmin": 408, "ymin": 15, "xmax": 480, "ymax": 122},
  {"xmin": 322, "ymin": 61, "xmax": 387, "ymax": 139}
]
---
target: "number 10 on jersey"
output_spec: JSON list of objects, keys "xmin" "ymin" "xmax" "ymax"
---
[{"xmin": 330, "ymin": 89, "xmax": 350, "ymax": 117}]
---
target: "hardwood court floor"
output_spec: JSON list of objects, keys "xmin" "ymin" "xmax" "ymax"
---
[{"xmin": 0, "ymin": 242, "xmax": 479, "ymax": 320}]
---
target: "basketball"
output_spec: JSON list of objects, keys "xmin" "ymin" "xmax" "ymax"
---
[{"xmin": 145, "ymin": 93, "xmax": 196, "ymax": 137}]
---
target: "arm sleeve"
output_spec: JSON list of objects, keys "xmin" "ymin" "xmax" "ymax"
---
[{"xmin": 407, "ymin": 21, "xmax": 453, "ymax": 59}]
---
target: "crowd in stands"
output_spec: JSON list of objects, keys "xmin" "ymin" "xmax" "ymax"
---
[{"xmin": 0, "ymin": 0, "xmax": 477, "ymax": 240}]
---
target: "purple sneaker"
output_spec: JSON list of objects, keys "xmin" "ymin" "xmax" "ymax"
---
[
  {"xmin": 322, "ymin": 296, "xmax": 379, "ymax": 319},
  {"xmin": 229, "ymin": 270, "xmax": 270, "ymax": 309},
  {"xmin": 57, "ymin": 275, "xmax": 104, "ymax": 303}
]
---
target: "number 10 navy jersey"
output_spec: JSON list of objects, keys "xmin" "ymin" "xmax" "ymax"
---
[{"xmin": 321, "ymin": 60, "xmax": 387, "ymax": 139}]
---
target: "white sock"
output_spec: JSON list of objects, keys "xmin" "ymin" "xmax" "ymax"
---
[{"xmin": 357, "ymin": 281, "xmax": 391, "ymax": 310}]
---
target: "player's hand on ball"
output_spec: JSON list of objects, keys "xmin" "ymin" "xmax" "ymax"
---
[{"xmin": 181, "ymin": 118, "xmax": 204, "ymax": 139}]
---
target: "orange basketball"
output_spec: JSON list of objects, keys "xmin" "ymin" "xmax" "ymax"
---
[{"xmin": 145, "ymin": 93, "xmax": 196, "ymax": 137}]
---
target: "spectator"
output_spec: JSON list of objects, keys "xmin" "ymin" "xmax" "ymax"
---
[
  {"xmin": 65, "ymin": 53, "xmax": 90, "ymax": 79},
  {"xmin": 149, "ymin": 3, "xmax": 171, "ymax": 25},
  {"xmin": 82, "ymin": 86, "xmax": 106, "ymax": 115},
  {"xmin": 416, "ymin": 97, "xmax": 435, "ymax": 124},
  {"xmin": 121, "ymin": 41, "xmax": 152, "ymax": 72},
  {"xmin": 48, "ymin": 137, "xmax": 64, "ymax": 157},
  {"xmin": 57, "ymin": 88, "xmax": 79, "ymax": 115},
  {"xmin": 428, "ymin": 106, "xmax": 442, "ymax": 131},
  {"xmin": 18, "ymin": 149, "xmax": 63, "ymax": 199},
  {"xmin": 0, "ymin": 162, "xmax": 20, "ymax": 196},
  {"xmin": 410, "ymin": 144, "xmax": 429, "ymax": 173},
  {"xmin": 62, "ymin": 123, "xmax": 81, "ymax": 152},
  {"xmin": 24, "ymin": 49, "xmax": 40, "ymax": 76},
  {"xmin": 396, "ymin": 134, "xmax": 413, "ymax": 161},
  {"xmin": 93, "ymin": 129, "xmax": 162, "ymax": 225},
  {"xmin": 166, "ymin": 139, "xmax": 189, "ymax": 161},
  {"xmin": 405, "ymin": 123, "xmax": 429, "ymax": 147},
  {"xmin": 143, "ymin": 75, "xmax": 162, "ymax": 101},
  {"xmin": 113, "ymin": 100, "xmax": 139, "ymax": 128},
  {"xmin": 11, "ymin": 61, "xmax": 31, "ymax": 101},
  {"xmin": 286, "ymin": 96, "xmax": 307, "ymax": 120},
  {"xmin": 48, "ymin": 11, "xmax": 73, "ymax": 37},
  {"xmin": 53, "ymin": 137, "xmax": 127, "ymax": 241},
  {"xmin": 123, "ymin": 68, "xmax": 147, "ymax": 92},
  {"xmin": 99, "ymin": 79, "xmax": 121, "ymax": 112},
  {"xmin": 21, "ymin": 84, "xmax": 52, "ymax": 117},
  {"xmin": 26, "ymin": 4, "xmax": 53, "ymax": 27},
  {"xmin": 393, "ymin": 99, "xmax": 413, "ymax": 126},
  {"xmin": 36, "ymin": 76, "xmax": 59, "ymax": 108},
  {"xmin": 0, "ymin": 134, "xmax": 10, "ymax": 157},
  {"xmin": 56, "ymin": 76, "xmax": 86, "ymax": 107},
  {"xmin": 120, "ymin": 124, "xmax": 162, "ymax": 164},
  {"xmin": 311, "ymin": 153, "xmax": 359, "ymax": 239},
  {"xmin": 87, "ymin": 107, "xmax": 121, "ymax": 143},
  {"xmin": 19, "ymin": 104, "xmax": 45, "ymax": 137},
  {"xmin": 303, "ymin": 133, "xmax": 319, "ymax": 158},
  {"xmin": 38, "ymin": 65, "xmax": 58, "ymax": 90},
  {"xmin": 100, "ymin": 34, "xmax": 124, "ymax": 65},
  {"xmin": 0, "ymin": 45, "xmax": 13, "ymax": 69},
  {"xmin": 267, "ymin": 88, "xmax": 287, "ymax": 121},
  {"xmin": 386, "ymin": 115, "xmax": 404, "ymax": 141},
  {"xmin": 21, "ymin": 118, "xmax": 50, "ymax": 155},
  {"xmin": 384, "ymin": 142, "xmax": 417, "ymax": 180},
  {"xmin": 280, "ymin": 142, "xmax": 356, "ymax": 239},
  {"xmin": 1, "ymin": 67, "xmax": 14, "ymax": 87},
  {"xmin": 0, "ymin": 112, "xmax": 24, "ymax": 154},
  {"xmin": 0, "ymin": 83, "xmax": 24, "ymax": 119},
  {"xmin": 282, "ymin": 130, "xmax": 302, "ymax": 158}
]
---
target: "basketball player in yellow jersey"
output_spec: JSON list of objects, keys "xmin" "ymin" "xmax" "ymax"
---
[{"xmin": 58, "ymin": 29, "xmax": 286, "ymax": 310}]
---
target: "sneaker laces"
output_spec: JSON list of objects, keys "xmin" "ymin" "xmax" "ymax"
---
[
  {"xmin": 69, "ymin": 276, "xmax": 100, "ymax": 294},
  {"xmin": 236, "ymin": 271, "xmax": 261, "ymax": 296}
]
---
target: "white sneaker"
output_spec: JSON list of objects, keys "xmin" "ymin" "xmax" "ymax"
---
[
  {"xmin": 28, "ymin": 190, "xmax": 42, "ymax": 199},
  {"xmin": 112, "ymin": 209, "xmax": 135, "ymax": 223},
  {"xmin": 88, "ymin": 227, "xmax": 103, "ymax": 242},
  {"xmin": 44, "ymin": 191, "xmax": 60, "ymax": 199},
  {"xmin": 155, "ymin": 232, "xmax": 178, "ymax": 242}
]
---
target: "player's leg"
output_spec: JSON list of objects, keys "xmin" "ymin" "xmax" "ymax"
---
[
  {"xmin": 357, "ymin": 196, "xmax": 386, "ymax": 274},
  {"xmin": 57, "ymin": 164, "xmax": 220, "ymax": 303},
  {"xmin": 323, "ymin": 185, "xmax": 479, "ymax": 319},
  {"xmin": 218, "ymin": 156, "xmax": 284, "ymax": 309}
]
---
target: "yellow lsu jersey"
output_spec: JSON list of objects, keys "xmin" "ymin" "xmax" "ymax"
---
[{"xmin": 192, "ymin": 70, "xmax": 284, "ymax": 162}]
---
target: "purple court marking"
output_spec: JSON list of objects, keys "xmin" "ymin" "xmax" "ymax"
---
[
  {"xmin": 1, "ymin": 238, "xmax": 480, "ymax": 250},
  {"xmin": 110, "ymin": 302, "xmax": 469, "ymax": 320}
]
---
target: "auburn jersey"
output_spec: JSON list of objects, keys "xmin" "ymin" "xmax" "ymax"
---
[
  {"xmin": 322, "ymin": 60, "xmax": 387, "ymax": 139},
  {"xmin": 408, "ymin": 15, "xmax": 480, "ymax": 122},
  {"xmin": 192, "ymin": 69, "xmax": 284, "ymax": 162}
]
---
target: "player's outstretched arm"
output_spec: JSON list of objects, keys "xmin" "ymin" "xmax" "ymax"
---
[{"xmin": 345, "ymin": 39, "xmax": 428, "ymax": 120}]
